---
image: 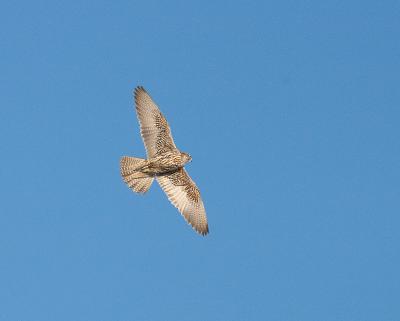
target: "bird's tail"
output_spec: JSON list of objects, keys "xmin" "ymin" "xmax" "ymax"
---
[{"xmin": 120, "ymin": 156, "xmax": 154, "ymax": 193}]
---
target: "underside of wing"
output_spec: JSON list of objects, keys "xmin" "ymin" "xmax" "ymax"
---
[
  {"xmin": 134, "ymin": 86, "xmax": 178, "ymax": 158},
  {"xmin": 157, "ymin": 168, "xmax": 209, "ymax": 236}
]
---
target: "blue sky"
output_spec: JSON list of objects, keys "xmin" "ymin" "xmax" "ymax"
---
[{"xmin": 1, "ymin": 1, "xmax": 399, "ymax": 320}]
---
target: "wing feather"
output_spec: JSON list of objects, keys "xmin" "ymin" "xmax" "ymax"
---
[
  {"xmin": 157, "ymin": 168, "xmax": 209, "ymax": 235},
  {"xmin": 134, "ymin": 86, "xmax": 178, "ymax": 158}
]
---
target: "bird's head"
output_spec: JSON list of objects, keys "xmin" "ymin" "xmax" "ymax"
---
[{"xmin": 181, "ymin": 152, "xmax": 192, "ymax": 165}]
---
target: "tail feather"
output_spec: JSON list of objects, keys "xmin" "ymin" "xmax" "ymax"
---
[
  {"xmin": 120, "ymin": 156, "xmax": 146, "ymax": 175},
  {"xmin": 120, "ymin": 156, "xmax": 154, "ymax": 194}
]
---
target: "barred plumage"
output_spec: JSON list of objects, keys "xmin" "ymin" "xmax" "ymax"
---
[{"xmin": 120, "ymin": 86, "xmax": 209, "ymax": 236}]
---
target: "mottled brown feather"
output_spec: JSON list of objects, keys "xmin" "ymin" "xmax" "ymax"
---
[
  {"xmin": 120, "ymin": 156, "xmax": 154, "ymax": 194},
  {"xmin": 157, "ymin": 168, "xmax": 209, "ymax": 236},
  {"xmin": 134, "ymin": 87, "xmax": 178, "ymax": 158}
]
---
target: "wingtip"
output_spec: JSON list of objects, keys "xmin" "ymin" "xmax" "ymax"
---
[
  {"xmin": 134, "ymin": 85, "xmax": 146, "ymax": 95},
  {"xmin": 188, "ymin": 221, "xmax": 209, "ymax": 236},
  {"xmin": 133, "ymin": 86, "xmax": 146, "ymax": 106},
  {"xmin": 198, "ymin": 224, "xmax": 209, "ymax": 236}
]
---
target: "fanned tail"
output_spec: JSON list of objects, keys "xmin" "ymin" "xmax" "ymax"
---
[{"xmin": 120, "ymin": 156, "xmax": 154, "ymax": 193}]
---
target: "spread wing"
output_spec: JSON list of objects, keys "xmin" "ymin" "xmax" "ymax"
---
[
  {"xmin": 134, "ymin": 86, "xmax": 178, "ymax": 158},
  {"xmin": 157, "ymin": 168, "xmax": 209, "ymax": 236}
]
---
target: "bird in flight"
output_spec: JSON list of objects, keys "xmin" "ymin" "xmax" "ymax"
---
[{"xmin": 120, "ymin": 86, "xmax": 209, "ymax": 236}]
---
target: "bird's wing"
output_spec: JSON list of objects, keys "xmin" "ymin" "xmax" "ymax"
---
[
  {"xmin": 134, "ymin": 86, "xmax": 178, "ymax": 158},
  {"xmin": 157, "ymin": 168, "xmax": 209, "ymax": 235}
]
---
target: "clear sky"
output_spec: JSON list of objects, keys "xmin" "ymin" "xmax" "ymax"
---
[{"xmin": 0, "ymin": 1, "xmax": 399, "ymax": 320}]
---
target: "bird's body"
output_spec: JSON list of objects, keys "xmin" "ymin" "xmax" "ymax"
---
[
  {"xmin": 120, "ymin": 86, "xmax": 209, "ymax": 235},
  {"xmin": 139, "ymin": 151, "xmax": 191, "ymax": 176}
]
